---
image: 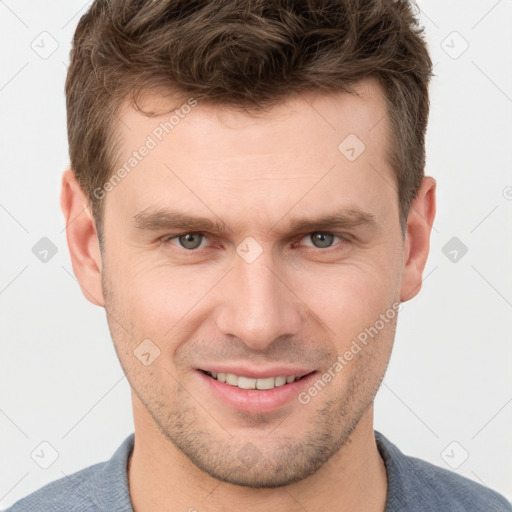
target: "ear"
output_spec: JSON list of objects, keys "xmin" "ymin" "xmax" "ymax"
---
[
  {"xmin": 60, "ymin": 168, "xmax": 105, "ymax": 306},
  {"xmin": 400, "ymin": 176, "xmax": 436, "ymax": 302}
]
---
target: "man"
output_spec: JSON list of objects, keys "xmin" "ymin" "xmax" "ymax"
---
[{"xmin": 8, "ymin": 0, "xmax": 510, "ymax": 510}]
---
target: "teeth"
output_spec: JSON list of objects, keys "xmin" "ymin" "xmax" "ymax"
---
[
  {"xmin": 226, "ymin": 373, "xmax": 239, "ymax": 386},
  {"xmin": 207, "ymin": 372, "xmax": 300, "ymax": 390},
  {"xmin": 238, "ymin": 376, "xmax": 257, "ymax": 389},
  {"xmin": 255, "ymin": 377, "xmax": 274, "ymax": 390},
  {"xmin": 275, "ymin": 376, "xmax": 287, "ymax": 386}
]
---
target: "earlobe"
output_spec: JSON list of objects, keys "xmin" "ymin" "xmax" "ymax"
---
[
  {"xmin": 60, "ymin": 168, "xmax": 105, "ymax": 307},
  {"xmin": 400, "ymin": 176, "xmax": 436, "ymax": 302}
]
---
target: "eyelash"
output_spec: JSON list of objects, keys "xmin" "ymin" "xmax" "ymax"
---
[{"xmin": 159, "ymin": 231, "xmax": 350, "ymax": 254}]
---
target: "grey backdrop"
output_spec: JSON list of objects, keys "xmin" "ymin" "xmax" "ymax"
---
[{"xmin": 1, "ymin": 0, "xmax": 511, "ymax": 508}]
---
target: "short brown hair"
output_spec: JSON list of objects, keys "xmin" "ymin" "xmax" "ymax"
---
[{"xmin": 65, "ymin": 0, "xmax": 433, "ymax": 239}]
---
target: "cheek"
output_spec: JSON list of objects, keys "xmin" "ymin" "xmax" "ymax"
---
[
  {"xmin": 102, "ymin": 262, "xmax": 191, "ymax": 391},
  {"xmin": 115, "ymin": 258, "xmax": 221, "ymax": 341},
  {"xmin": 108, "ymin": 233, "xmax": 402, "ymax": 349},
  {"xmin": 294, "ymin": 254, "xmax": 401, "ymax": 346}
]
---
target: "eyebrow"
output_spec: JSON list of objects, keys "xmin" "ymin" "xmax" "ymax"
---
[{"xmin": 131, "ymin": 206, "xmax": 376, "ymax": 235}]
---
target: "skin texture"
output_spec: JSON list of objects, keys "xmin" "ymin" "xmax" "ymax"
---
[{"xmin": 61, "ymin": 78, "xmax": 436, "ymax": 512}]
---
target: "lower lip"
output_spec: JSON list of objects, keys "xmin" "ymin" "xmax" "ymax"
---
[{"xmin": 197, "ymin": 370, "xmax": 317, "ymax": 414}]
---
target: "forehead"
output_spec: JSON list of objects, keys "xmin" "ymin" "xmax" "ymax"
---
[
  {"xmin": 113, "ymin": 78, "xmax": 390, "ymax": 163},
  {"xmin": 104, "ymin": 79, "xmax": 396, "ymax": 233}
]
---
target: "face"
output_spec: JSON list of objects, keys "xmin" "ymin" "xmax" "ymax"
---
[{"xmin": 96, "ymin": 80, "xmax": 407, "ymax": 487}]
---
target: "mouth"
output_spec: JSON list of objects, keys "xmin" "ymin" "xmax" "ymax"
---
[{"xmin": 200, "ymin": 370, "xmax": 314, "ymax": 390}]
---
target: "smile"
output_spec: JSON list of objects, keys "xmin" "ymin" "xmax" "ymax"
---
[{"xmin": 203, "ymin": 371, "xmax": 311, "ymax": 390}]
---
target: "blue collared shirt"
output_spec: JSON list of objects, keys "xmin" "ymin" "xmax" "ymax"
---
[{"xmin": 6, "ymin": 431, "xmax": 511, "ymax": 511}]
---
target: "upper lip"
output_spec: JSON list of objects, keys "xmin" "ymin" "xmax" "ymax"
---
[{"xmin": 198, "ymin": 365, "xmax": 316, "ymax": 379}]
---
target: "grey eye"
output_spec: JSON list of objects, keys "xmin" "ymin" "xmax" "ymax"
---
[
  {"xmin": 309, "ymin": 232, "xmax": 336, "ymax": 248},
  {"xmin": 177, "ymin": 233, "xmax": 204, "ymax": 250}
]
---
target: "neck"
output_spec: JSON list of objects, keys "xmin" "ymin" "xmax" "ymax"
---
[{"xmin": 127, "ymin": 397, "xmax": 387, "ymax": 512}]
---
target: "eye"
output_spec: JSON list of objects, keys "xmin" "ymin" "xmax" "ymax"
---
[
  {"xmin": 162, "ymin": 232, "xmax": 208, "ymax": 250},
  {"xmin": 297, "ymin": 232, "xmax": 346, "ymax": 250},
  {"xmin": 159, "ymin": 231, "xmax": 348, "ymax": 253}
]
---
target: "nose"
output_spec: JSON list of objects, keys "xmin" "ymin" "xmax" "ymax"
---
[{"xmin": 215, "ymin": 248, "xmax": 303, "ymax": 351}]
